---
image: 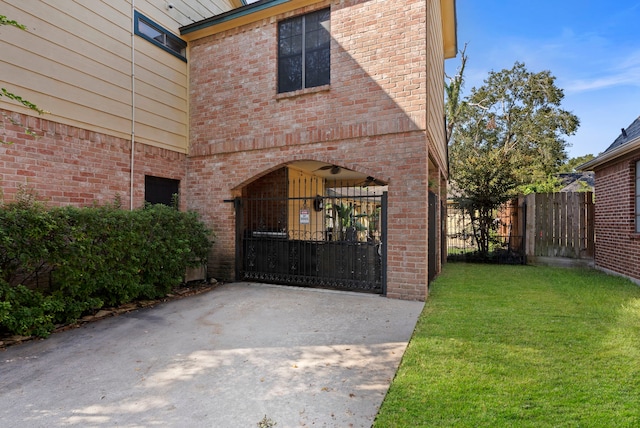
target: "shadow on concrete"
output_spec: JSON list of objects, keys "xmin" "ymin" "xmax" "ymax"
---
[{"xmin": 0, "ymin": 283, "xmax": 423, "ymax": 427}]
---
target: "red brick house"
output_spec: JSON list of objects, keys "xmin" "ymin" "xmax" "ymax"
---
[
  {"xmin": 1, "ymin": 0, "xmax": 457, "ymax": 300},
  {"xmin": 181, "ymin": 0, "xmax": 456, "ymax": 299},
  {"xmin": 580, "ymin": 116, "xmax": 640, "ymax": 285}
]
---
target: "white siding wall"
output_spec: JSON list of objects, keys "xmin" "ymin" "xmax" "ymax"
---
[
  {"xmin": 426, "ymin": 0, "xmax": 448, "ymax": 176},
  {"xmin": 1, "ymin": 0, "xmax": 233, "ymax": 153}
]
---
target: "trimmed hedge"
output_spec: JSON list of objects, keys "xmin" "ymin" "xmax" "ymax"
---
[{"xmin": 0, "ymin": 199, "xmax": 212, "ymax": 337}]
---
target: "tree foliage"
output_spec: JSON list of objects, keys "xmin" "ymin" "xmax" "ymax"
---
[
  {"xmin": 560, "ymin": 154, "xmax": 596, "ymax": 173},
  {"xmin": 445, "ymin": 43, "xmax": 468, "ymax": 144},
  {"xmin": 447, "ymin": 60, "xmax": 579, "ymax": 255},
  {"xmin": 519, "ymin": 175, "xmax": 563, "ymax": 195}
]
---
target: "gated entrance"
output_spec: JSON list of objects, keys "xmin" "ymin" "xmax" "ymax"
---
[{"xmin": 236, "ymin": 167, "xmax": 387, "ymax": 293}]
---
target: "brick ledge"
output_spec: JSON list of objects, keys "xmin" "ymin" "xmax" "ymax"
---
[{"xmin": 275, "ymin": 84, "xmax": 331, "ymax": 100}]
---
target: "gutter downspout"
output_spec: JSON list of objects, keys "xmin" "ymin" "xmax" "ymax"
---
[{"xmin": 130, "ymin": 0, "xmax": 136, "ymax": 210}]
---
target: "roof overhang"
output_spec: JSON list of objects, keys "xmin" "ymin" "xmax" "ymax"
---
[
  {"xmin": 441, "ymin": 0, "xmax": 458, "ymax": 59},
  {"xmin": 181, "ymin": 0, "xmax": 324, "ymax": 41},
  {"xmin": 182, "ymin": 0, "xmax": 459, "ymax": 52},
  {"xmin": 578, "ymin": 137, "xmax": 640, "ymax": 171}
]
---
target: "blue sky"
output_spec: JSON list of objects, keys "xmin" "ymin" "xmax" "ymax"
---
[{"xmin": 445, "ymin": 1, "xmax": 640, "ymax": 159}]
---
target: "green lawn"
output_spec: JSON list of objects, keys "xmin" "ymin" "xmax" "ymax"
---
[{"xmin": 374, "ymin": 263, "xmax": 640, "ymax": 427}]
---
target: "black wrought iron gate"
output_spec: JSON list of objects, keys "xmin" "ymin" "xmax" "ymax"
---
[{"xmin": 236, "ymin": 184, "xmax": 387, "ymax": 294}]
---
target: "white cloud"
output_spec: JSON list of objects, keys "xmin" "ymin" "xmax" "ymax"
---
[
  {"xmin": 563, "ymin": 51, "xmax": 640, "ymax": 92},
  {"xmin": 466, "ymin": 27, "xmax": 640, "ymax": 95}
]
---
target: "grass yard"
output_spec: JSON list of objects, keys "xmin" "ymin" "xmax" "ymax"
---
[{"xmin": 374, "ymin": 264, "xmax": 640, "ymax": 427}]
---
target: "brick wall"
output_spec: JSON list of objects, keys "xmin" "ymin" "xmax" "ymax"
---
[
  {"xmin": 187, "ymin": 0, "xmax": 442, "ymax": 300},
  {"xmin": 593, "ymin": 154, "xmax": 640, "ymax": 284},
  {"xmin": 1, "ymin": 0, "xmax": 448, "ymax": 300},
  {"xmin": 0, "ymin": 108, "xmax": 186, "ymax": 208},
  {"xmin": 189, "ymin": 1, "xmax": 429, "ymax": 157}
]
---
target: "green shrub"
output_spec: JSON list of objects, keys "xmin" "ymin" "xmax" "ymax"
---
[
  {"xmin": 0, "ymin": 281, "xmax": 64, "ymax": 337},
  {"xmin": 52, "ymin": 203, "xmax": 212, "ymax": 306},
  {"xmin": 0, "ymin": 198, "xmax": 213, "ymax": 338},
  {"xmin": 52, "ymin": 204, "xmax": 146, "ymax": 306},
  {"xmin": 136, "ymin": 204, "xmax": 212, "ymax": 296},
  {"xmin": 0, "ymin": 198, "xmax": 64, "ymax": 288}
]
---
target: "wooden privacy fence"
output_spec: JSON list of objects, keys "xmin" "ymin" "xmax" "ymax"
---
[
  {"xmin": 523, "ymin": 192, "xmax": 594, "ymax": 259},
  {"xmin": 447, "ymin": 192, "xmax": 595, "ymax": 263}
]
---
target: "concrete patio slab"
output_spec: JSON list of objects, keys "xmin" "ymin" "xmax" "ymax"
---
[{"xmin": 0, "ymin": 282, "xmax": 423, "ymax": 427}]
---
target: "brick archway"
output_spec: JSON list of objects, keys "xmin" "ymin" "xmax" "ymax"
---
[{"xmin": 235, "ymin": 164, "xmax": 387, "ymax": 293}]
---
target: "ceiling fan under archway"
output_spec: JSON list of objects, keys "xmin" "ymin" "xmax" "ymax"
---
[
  {"xmin": 314, "ymin": 165, "xmax": 342, "ymax": 175},
  {"xmin": 360, "ymin": 176, "xmax": 387, "ymax": 187}
]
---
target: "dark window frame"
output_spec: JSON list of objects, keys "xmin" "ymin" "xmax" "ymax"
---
[
  {"xmin": 277, "ymin": 8, "xmax": 331, "ymax": 93},
  {"xmin": 134, "ymin": 11, "xmax": 187, "ymax": 62},
  {"xmin": 145, "ymin": 175, "xmax": 180, "ymax": 207}
]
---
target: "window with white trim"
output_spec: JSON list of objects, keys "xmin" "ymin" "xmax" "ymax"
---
[
  {"xmin": 134, "ymin": 11, "xmax": 186, "ymax": 61},
  {"xmin": 278, "ymin": 8, "xmax": 330, "ymax": 93}
]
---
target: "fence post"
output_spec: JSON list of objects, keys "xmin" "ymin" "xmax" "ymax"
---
[
  {"xmin": 524, "ymin": 194, "xmax": 536, "ymax": 259},
  {"xmin": 586, "ymin": 192, "xmax": 595, "ymax": 258},
  {"xmin": 381, "ymin": 191, "xmax": 388, "ymax": 295},
  {"xmin": 520, "ymin": 196, "xmax": 527, "ymax": 264}
]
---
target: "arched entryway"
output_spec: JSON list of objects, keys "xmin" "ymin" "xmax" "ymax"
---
[{"xmin": 235, "ymin": 161, "xmax": 387, "ymax": 293}]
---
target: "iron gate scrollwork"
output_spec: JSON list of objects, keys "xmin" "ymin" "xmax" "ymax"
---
[{"xmin": 236, "ymin": 178, "xmax": 387, "ymax": 293}]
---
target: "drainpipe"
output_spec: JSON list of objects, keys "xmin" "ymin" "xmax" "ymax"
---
[{"xmin": 130, "ymin": 0, "xmax": 136, "ymax": 210}]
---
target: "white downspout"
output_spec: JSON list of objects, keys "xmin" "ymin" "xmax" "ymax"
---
[{"xmin": 130, "ymin": 0, "xmax": 136, "ymax": 210}]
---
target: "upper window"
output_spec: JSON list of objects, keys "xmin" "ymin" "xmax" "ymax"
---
[
  {"xmin": 636, "ymin": 161, "xmax": 640, "ymax": 233},
  {"xmin": 278, "ymin": 8, "xmax": 330, "ymax": 93},
  {"xmin": 134, "ymin": 11, "xmax": 187, "ymax": 61}
]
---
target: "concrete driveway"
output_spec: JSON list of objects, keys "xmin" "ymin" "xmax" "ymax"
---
[{"xmin": 0, "ymin": 283, "xmax": 423, "ymax": 427}]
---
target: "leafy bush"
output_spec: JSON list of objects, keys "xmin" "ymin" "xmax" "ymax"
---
[
  {"xmin": 0, "ymin": 198, "xmax": 213, "ymax": 337},
  {"xmin": 0, "ymin": 281, "xmax": 64, "ymax": 337},
  {"xmin": 136, "ymin": 204, "xmax": 212, "ymax": 296},
  {"xmin": 52, "ymin": 204, "xmax": 148, "ymax": 307},
  {"xmin": 0, "ymin": 197, "xmax": 64, "ymax": 288}
]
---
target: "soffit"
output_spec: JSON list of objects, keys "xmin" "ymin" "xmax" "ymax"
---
[
  {"xmin": 161, "ymin": 1, "xmax": 262, "ymax": 27},
  {"xmin": 181, "ymin": 0, "xmax": 457, "ymax": 45},
  {"xmin": 162, "ymin": 1, "xmax": 234, "ymax": 26},
  {"xmin": 441, "ymin": 0, "xmax": 458, "ymax": 59},
  {"xmin": 180, "ymin": 0, "xmax": 324, "ymax": 40}
]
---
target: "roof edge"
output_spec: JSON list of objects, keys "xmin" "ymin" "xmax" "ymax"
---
[
  {"xmin": 578, "ymin": 136, "xmax": 640, "ymax": 171},
  {"xmin": 180, "ymin": 0, "xmax": 322, "ymax": 41},
  {"xmin": 181, "ymin": 0, "xmax": 286, "ymax": 36},
  {"xmin": 441, "ymin": 0, "xmax": 458, "ymax": 59}
]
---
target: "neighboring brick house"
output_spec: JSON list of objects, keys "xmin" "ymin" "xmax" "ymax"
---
[
  {"xmin": 580, "ymin": 116, "xmax": 640, "ymax": 285},
  {"xmin": 1, "ymin": 0, "xmax": 457, "ymax": 300}
]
